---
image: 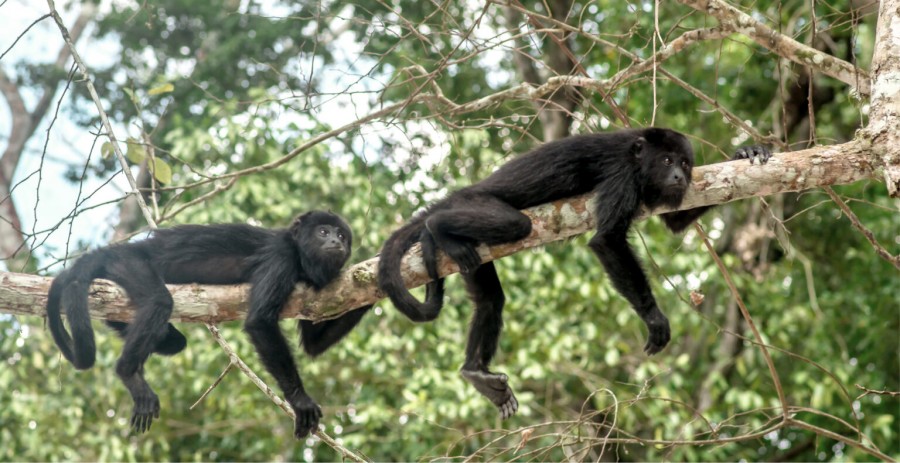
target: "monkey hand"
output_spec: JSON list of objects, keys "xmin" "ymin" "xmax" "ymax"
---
[
  {"xmin": 461, "ymin": 368, "xmax": 519, "ymax": 419},
  {"xmin": 130, "ymin": 388, "xmax": 161, "ymax": 434},
  {"xmin": 642, "ymin": 309, "xmax": 671, "ymax": 355},
  {"xmin": 289, "ymin": 392, "xmax": 323, "ymax": 439},
  {"xmin": 733, "ymin": 145, "xmax": 772, "ymax": 164}
]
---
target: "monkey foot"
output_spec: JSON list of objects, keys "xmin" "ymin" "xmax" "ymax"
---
[
  {"xmin": 290, "ymin": 394, "xmax": 323, "ymax": 439},
  {"xmin": 461, "ymin": 369, "xmax": 519, "ymax": 419},
  {"xmin": 733, "ymin": 145, "xmax": 772, "ymax": 164},
  {"xmin": 642, "ymin": 309, "xmax": 671, "ymax": 355},
  {"xmin": 130, "ymin": 392, "xmax": 160, "ymax": 434}
]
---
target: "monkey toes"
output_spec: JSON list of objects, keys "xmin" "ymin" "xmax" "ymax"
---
[
  {"xmin": 733, "ymin": 145, "xmax": 772, "ymax": 164},
  {"xmin": 461, "ymin": 369, "xmax": 519, "ymax": 419},
  {"xmin": 130, "ymin": 391, "xmax": 161, "ymax": 434}
]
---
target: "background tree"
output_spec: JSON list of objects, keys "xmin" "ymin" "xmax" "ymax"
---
[{"xmin": 0, "ymin": 0, "xmax": 896, "ymax": 460}]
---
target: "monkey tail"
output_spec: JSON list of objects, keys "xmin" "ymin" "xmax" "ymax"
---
[
  {"xmin": 46, "ymin": 251, "xmax": 106, "ymax": 369},
  {"xmin": 377, "ymin": 218, "xmax": 445, "ymax": 322}
]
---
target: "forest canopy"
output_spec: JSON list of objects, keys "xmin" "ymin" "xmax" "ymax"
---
[{"xmin": 0, "ymin": 0, "xmax": 897, "ymax": 461}]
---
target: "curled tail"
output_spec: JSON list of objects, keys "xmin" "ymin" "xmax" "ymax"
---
[
  {"xmin": 377, "ymin": 218, "xmax": 445, "ymax": 322},
  {"xmin": 46, "ymin": 251, "xmax": 106, "ymax": 369}
]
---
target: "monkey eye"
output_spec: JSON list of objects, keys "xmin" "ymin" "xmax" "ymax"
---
[
  {"xmin": 663, "ymin": 156, "xmax": 673, "ymax": 166},
  {"xmin": 337, "ymin": 232, "xmax": 345, "ymax": 240},
  {"xmin": 681, "ymin": 160, "xmax": 689, "ymax": 170},
  {"xmin": 318, "ymin": 227, "xmax": 329, "ymax": 236}
]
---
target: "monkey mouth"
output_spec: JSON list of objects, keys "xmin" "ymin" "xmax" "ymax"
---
[
  {"xmin": 660, "ymin": 187, "xmax": 687, "ymax": 206},
  {"xmin": 663, "ymin": 185, "xmax": 687, "ymax": 197}
]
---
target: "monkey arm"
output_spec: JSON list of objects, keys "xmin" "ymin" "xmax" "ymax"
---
[{"xmin": 299, "ymin": 304, "xmax": 373, "ymax": 357}]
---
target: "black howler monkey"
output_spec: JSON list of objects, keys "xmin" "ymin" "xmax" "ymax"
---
[
  {"xmin": 378, "ymin": 128, "xmax": 771, "ymax": 419},
  {"xmin": 47, "ymin": 211, "xmax": 371, "ymax": 438}
]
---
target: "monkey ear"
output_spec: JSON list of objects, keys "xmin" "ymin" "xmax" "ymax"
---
[
  {"xmin": 293, "ymin": 212, "xmax": 314, "ymax": 226},
  {"xmin": 631, "ymin": 137, "xmax": 646, "ymax": 158},
  {"xmin": 290, "ymin": 213, "xmax": 311, "ymax": 240}
]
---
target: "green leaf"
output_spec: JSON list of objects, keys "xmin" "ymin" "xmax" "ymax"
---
[
  {"xmin": 148, "ymin": 157, "xmax": 172, "ymax": 184},
  {"xmin": 148, "ymin": 83, "xmax": 175, "ymax": 95},
  {"xmin": 122, "ymin": 87, "xmax": 136, "ymax": 104},
  {"xmin": 125, "ymin": 138, "xmax": 146, "ymax": 164},
  {"xmin": 100, "ymin": 141, "xmax": 114, "ymax": 159}
]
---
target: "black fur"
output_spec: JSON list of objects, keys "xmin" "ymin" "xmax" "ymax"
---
[
  {"xmin": 46, "ymin": 211, "xmax": 371, "ymax": 437},
  {"xmin": 377, "ymin": 128, "xmax": 771, "ymax": 418}
]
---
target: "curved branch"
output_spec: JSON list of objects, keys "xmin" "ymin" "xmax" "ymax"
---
[{"xmin": 0, "ymin": 141, "xmax": 879, "ymax": 323}]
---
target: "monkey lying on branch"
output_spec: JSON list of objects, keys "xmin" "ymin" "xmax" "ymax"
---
[
  {"xmin": 378, "ymin": 128, "xmax": 771, "ymax": 418},
  {"xmin": 47, "ymin": 211, "xmax": 371, "ymax": 438}
]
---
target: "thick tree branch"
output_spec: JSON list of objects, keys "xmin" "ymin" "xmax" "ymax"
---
[
  {"xmin": 864, "ymin": 0, "xmax": 900, "ymax": 196},
  {"xmin": 0, "ymin": 142, "xmax": 880, "ymax": 323}
]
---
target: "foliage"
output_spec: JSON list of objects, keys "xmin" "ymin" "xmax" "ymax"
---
[{"xmin": 1, "ymin": 0, "xmax": 897, "ymax": 461}]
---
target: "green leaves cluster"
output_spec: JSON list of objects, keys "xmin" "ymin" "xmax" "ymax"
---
[
  {"xmin": 100, "ymin": 138, "xmax": 173, "ymax": 185},
  {"xmin": 4, "ymin": 0, "xmax": 897, "ymax": 461}
]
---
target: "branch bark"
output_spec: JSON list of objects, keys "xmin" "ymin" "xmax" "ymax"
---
[
  {"xmin": 863, "ymin": 0, "xmax": 900, "ymax": 196},
  {"xmin": 0, "ymin": 142, "xmax": 879, "ymax": 323}
]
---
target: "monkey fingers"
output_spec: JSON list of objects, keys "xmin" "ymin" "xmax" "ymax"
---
[
  {"xmin": 129, "ymin": 392, "xmax": 160, "ymax": 434},
  {"xmin": 499, "ymin": 395, "xmax": 519, "ymax": 420},
  {"xmin": 733, "ymin": 145, "xmax": 772, "ymax": 165},
  {"xmin": 290, "ymin": 395, "xmax": 323, "ymax": 439},
  {"xmin": 460, "ymin": 369, "xmax": 519, "ymax": 419}
]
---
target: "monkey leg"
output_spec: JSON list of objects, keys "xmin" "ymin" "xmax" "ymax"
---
[
  {"xmin": 588, "ymin": 231, "xmax": 671, "ymax": 355},
  {"xmin": 425, "ymin": 195, "xmax": 532, "ymax": 274},
  {"xmin": 108, "ymin": 261, "xmax": 175, "ymax": 434},
  {"xmin": 459, "ymin": 262, "xmax": 519, "ymax": 419},
  {"xmin": 106, "ymin": 321, "xmax": 187, "ymax": 356}
]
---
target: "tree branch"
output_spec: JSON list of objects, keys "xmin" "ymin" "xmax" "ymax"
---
[
  {"xmin": 863, "ymin": 0, "xmax": 900, "ymax": 196},
  {"xmin": 0, "ymin": 141, "xmax": 880, "ymax": 323},
  {"xmin": 677, "ymin": 0, "xmax": 871, "ymax": 96}
]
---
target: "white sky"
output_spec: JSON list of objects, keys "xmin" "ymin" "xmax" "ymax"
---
[{"xmin": 1, "ymin": 1, "xmax": 135, "ymax": 273}]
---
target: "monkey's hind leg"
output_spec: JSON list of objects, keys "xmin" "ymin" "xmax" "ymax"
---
[
  {"xmin": 459, "ymin": 262, "xmax": 519, "ymax": 419},
  {"xmin": 106, "ymin": 321, "xmax": 187, "ymax": 356},
  {"xmin": 425, "ymin": 195, "xmax": 532, "ymax": 274},
  {"xmin": 108, "ymin": 260, "xmax": 175, "ymax": 434}
]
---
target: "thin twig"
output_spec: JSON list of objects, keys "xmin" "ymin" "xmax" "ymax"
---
[
  {"xmin": 788, "ymin": 418, "xmax": 894, "ymax": 461},
  {"xmin": 45, "ymin": 0, "xmax": 156, "ymax": 229},
  {"xmin": 694, "ymin": 222, "xmax": 790, "ymax": 419},
  {"xmin": 823, "ymin": 186, "xmax": 900, "ymax": 270},
  {"xmin": 204, "ymin": 324, "xmax": 369, "ymax": 462},
  {"xmin": 855, "ymin": 384, "xmax": 900, "ymax": 399},
  {"xmin": 190, "ymin": 362, "xmax": 234, "ymax": 410}
]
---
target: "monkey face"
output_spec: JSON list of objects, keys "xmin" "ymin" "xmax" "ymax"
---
[
  {"xmin": 313, "ymin": 224, "xmax": 350, "ymax": 256},
  {"xmin": 291, "ymin": 211, "xmax": 354, "ymax": 271},
  {"xmin": 639, "ymin": 134, "xmax": 694, "ymax": 209}
]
